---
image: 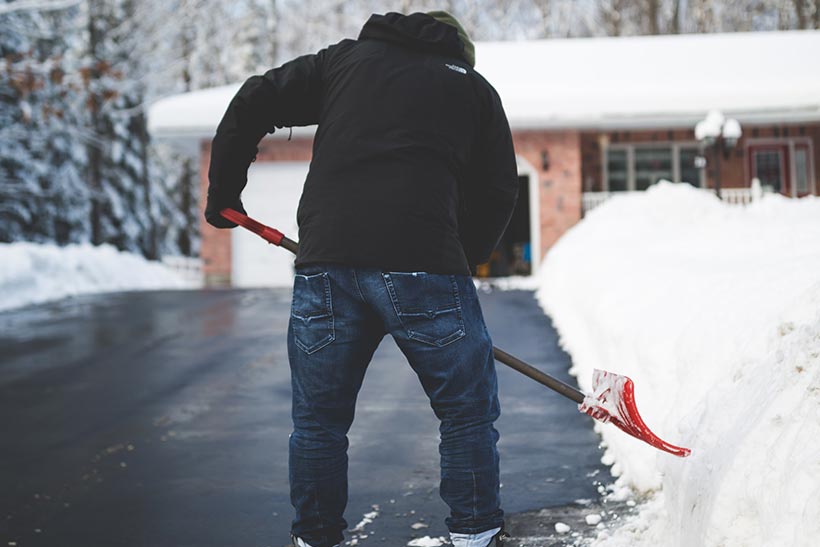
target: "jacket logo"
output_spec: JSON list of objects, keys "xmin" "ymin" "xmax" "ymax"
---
[{"xmin": 445, "ymin": 63, "xmax": 467, "ymax": 74}]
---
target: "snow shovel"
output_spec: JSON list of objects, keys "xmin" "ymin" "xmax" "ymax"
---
[{"xmin": 220, "ymin": 208, "xmax": 692, "ymax": 458}]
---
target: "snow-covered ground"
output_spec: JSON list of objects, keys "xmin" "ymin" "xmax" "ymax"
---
[
  {"xmin": 536, "ymin": 182, "xmax": 820, "ymax": 547},
  {"xmin": 0, "ymin": 242, "xmax": 194, "ymax": 312}
]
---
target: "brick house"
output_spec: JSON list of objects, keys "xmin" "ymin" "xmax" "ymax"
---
[{"xmin": 149, "ymin": 30, "xmax": 820, "ymax": 287}]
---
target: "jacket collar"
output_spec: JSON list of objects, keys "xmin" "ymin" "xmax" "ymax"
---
[{"xmin": 358, "ymin": 12, "xmax": 469, "ymax": 66}]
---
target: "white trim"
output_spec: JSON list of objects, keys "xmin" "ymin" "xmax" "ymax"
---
[
  {"xmin": 788, "ymin": 140, "xmax": 797, "ymax": 197},
  {"xmin": 672, "ymin": 142, "xmax": 681, "ymax": 184},
  {"xmin": 502, "ymin": 109, "xmax": 820, "ymax": 132},
  {"xmin": 516, "ymin": 156, "xmax": 541, "ymax": 275},
  {"xmin": 792, "ymin": 143, "xmax": 815, "ymax": 196},
  {"xmin": 151, "ymin": 109, "xmax": 820, "ymax": 140}
]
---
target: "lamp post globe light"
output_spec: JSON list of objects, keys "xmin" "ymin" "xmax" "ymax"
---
[{"xmin": 695, "ymin": 109, "xmax": 742, "ymax": 199}]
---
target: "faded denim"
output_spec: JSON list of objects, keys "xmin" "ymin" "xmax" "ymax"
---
[{"xmin": 288, "ymin": 263, "xmax": 503, "ymax": 547}]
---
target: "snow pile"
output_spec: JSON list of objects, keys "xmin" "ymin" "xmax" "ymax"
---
[
  {"xmin": 536, "ymin": 182, "xmax": 820, "ymax": 546},
  {"xmin": 0, "ymin": 242, "xmax": 194, "ymax": 312}
]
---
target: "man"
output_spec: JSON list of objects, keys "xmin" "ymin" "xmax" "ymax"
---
[{"xmin": 205, "ymin": 11, "xmax": 519, "ymax": 547}]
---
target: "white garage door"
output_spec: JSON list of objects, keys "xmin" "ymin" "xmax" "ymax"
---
[{"xmin": 231, "ymin": 162, "xmax": 309, "ymax": 287}]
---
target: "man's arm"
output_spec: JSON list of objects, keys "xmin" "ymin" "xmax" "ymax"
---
[
  {"xmin": 205, "ymin": 50, "xmax": 327, "ymax": 228},
  {"xmin": 459, "ymin": 87, "xmax": 519, "ymax": 267}
]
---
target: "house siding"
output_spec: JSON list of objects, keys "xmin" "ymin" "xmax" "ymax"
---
[{"xmin": 511, "ymin": 130, "xmax": 582, "ymax": 261}]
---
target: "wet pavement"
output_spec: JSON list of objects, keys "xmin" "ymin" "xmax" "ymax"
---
[{"xmin": 0, "ymin": 287, "xmax": 615, "ymax": 547}]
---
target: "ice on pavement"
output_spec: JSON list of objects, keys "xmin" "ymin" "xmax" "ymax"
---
[
  {"xmin": 536, "ymin": 182, "xmax": 820, "ymax": 546},
  {"xmin": 554, "ymin": 522, "xmax": 571, "ymax": 534},
  {"xmin": 0, "ymin": 242, "xmax": 193, "ymax": 312}
]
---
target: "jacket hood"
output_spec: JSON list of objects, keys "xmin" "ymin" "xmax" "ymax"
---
[{"xmin": 358, "ymin": 12, "xmax": 471, "ymax": 66}]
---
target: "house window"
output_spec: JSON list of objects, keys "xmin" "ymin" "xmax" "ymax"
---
[
  {"xmin": 634, "ymin": 147, "xmax": 673, "ymax": 190},
  {"xmin": 607, "ymin": 149, "xmax": 629, "ymax": 192},
  {"xmin": 605, "ymin": 143, "xmax": 700, "ymax": 191},
  {"xmin": 753, "ymin": 149, "xmax": 784, "ymax": 192},
  {"xmin": 679, "ymin": 147, "xmax": 701, "ymax": 187}
]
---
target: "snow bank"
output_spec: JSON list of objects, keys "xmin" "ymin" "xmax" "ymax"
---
[
  {"xmin": 536, "ymin": 182, "xmax": 820, "ymax": 546},
  {"xmin": 0, "ymin": 242, "xmax": 193, "ymax": 312}
]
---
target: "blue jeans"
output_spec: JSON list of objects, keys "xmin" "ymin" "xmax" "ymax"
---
[{"xmin": 288, "ymin": 263, "xmax": 503, "ymax": 547}]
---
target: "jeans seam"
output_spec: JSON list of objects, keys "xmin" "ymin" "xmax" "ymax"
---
[
  {"xmin": 352, "ymin": 269, "xmax": 366, "ymax": 303},
  {"xmin": 292, "ymin": 272, "xmax": 335, "ymax": 354},
  {"xmin": 450, "ymin": 275, "xmax": 466, "ymax": 338},
  {"xmin": 381, "ymin": 274, "xmax": 403, "ymax": 320},
  {"xmin": 471, "ymin": 470, "xmax": 478, "ymax": 522}
]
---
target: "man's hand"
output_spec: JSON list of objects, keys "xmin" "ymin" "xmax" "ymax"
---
[{"xmin": 204, "ymin": 195, "xmax": 247, "ymax": 229}]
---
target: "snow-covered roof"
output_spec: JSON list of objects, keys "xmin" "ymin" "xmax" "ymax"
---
[{"xmin": 148, "ymin": 30, "xmax": 820, "ymax": 139}]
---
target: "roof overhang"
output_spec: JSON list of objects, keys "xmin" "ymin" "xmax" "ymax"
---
[{"xmin": 149, "ymin": 30, "xmax": 820, "ymax": 141}]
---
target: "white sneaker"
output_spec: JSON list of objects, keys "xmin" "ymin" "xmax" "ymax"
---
[
  {"xmin": 290, "ymin": 536, "xmax": 339, "ymax": 547},
  {"xmin": 450, "ymin": 527, "xmax": 503, "ymax": 547}
]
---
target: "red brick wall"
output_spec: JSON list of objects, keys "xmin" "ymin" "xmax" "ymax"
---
[
  {"xmin": 512, "ymin": 130, "xmax": 582, "ymax": 261},
  {"xmin": 256, "ymin": 138, "xmax": 314, "ymax": 162},
  {"xmin": 581, "ymin": 133, "xmax": 603, "ymax": 192},
  {"xmin": 198, "ymin": 140, "xmax": 231, "ymax": 286}
]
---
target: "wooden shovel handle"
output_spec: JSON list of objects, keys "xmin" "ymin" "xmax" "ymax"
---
[{"xmin": 221, "ymin": 208, "xmax": 587, "ymax": 405}]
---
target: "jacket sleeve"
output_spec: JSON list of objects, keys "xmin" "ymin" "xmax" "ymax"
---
[
  {"xmin": 206, "ymin": 50, "xmax": 328, "ymax": 209},
  {"xmin": 459, "ymin": 86, "xmax": 519, "ymax": 267}
]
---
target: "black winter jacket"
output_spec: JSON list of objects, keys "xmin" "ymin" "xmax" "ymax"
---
[{"xmin": 206, "ymin": 12, "xmax": 519, "ymax": 275}]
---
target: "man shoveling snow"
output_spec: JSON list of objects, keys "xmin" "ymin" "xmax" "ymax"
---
[{"xmin": 205, "ymin": 11, "xmax": 518, "ymax": 547}]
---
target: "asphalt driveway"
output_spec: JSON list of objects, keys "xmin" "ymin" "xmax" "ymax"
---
[{"xmin": 0, "ymin": 287, "xmax": 614, "ymax": 547}]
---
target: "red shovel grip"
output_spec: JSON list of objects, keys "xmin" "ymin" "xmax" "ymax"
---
[{"xmin": 220, "ymin": 208, "xmax": 284, "ymax": 245}]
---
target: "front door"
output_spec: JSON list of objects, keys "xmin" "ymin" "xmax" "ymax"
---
[
  {"xmin": 478, "ymin": 175, "xmax": 531, "ymax": 277},
  {"xmin": 749, "ymin": 142, "xmax": 815, "ymax": 197},
  {"xmin": 749, "ymin": 145, "xmax": 788, "ymax": 194}
]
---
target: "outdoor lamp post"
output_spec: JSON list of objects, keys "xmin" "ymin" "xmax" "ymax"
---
[{"xmin": 695, "ymin": 110, "xmax": 742, "ymax": 199}]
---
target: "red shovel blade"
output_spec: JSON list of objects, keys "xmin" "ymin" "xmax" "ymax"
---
[{"xmin": 580, "ymin": 369, "xmax": 692, "ymax": 458}]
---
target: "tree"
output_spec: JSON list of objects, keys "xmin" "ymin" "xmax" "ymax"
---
[
  {"xmin": 644, "ymin": 0, "xmax": 661, "ymax": 34},
  {"xmin": 0, "ymin": 3, "xmax": 89, "ymax": 245},
  {"xmin": 598, "ymin": 0, "xmax": 632, "ymax": 35}
]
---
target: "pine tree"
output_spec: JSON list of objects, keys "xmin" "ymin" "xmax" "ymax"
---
[{"xmin": 0, "ymin": 3, "xmax": 89, "ymax": 245}]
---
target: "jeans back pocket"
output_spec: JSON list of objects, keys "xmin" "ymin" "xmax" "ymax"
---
[
  {"xmin": 382, "ymin": 272, "xmax": 466, "ymax": 347},
  {"xmin": 291, "ymin": 272, "xmax": 335, "ymax": 354}
]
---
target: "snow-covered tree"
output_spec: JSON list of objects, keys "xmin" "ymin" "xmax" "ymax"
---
[
  {"xmin": 2, "ymin": 0, "xmax": 816, "ymax": 260},
  {"xmin": 0, "ymin": 3, "xmax": 89, "ymax": 245}
]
